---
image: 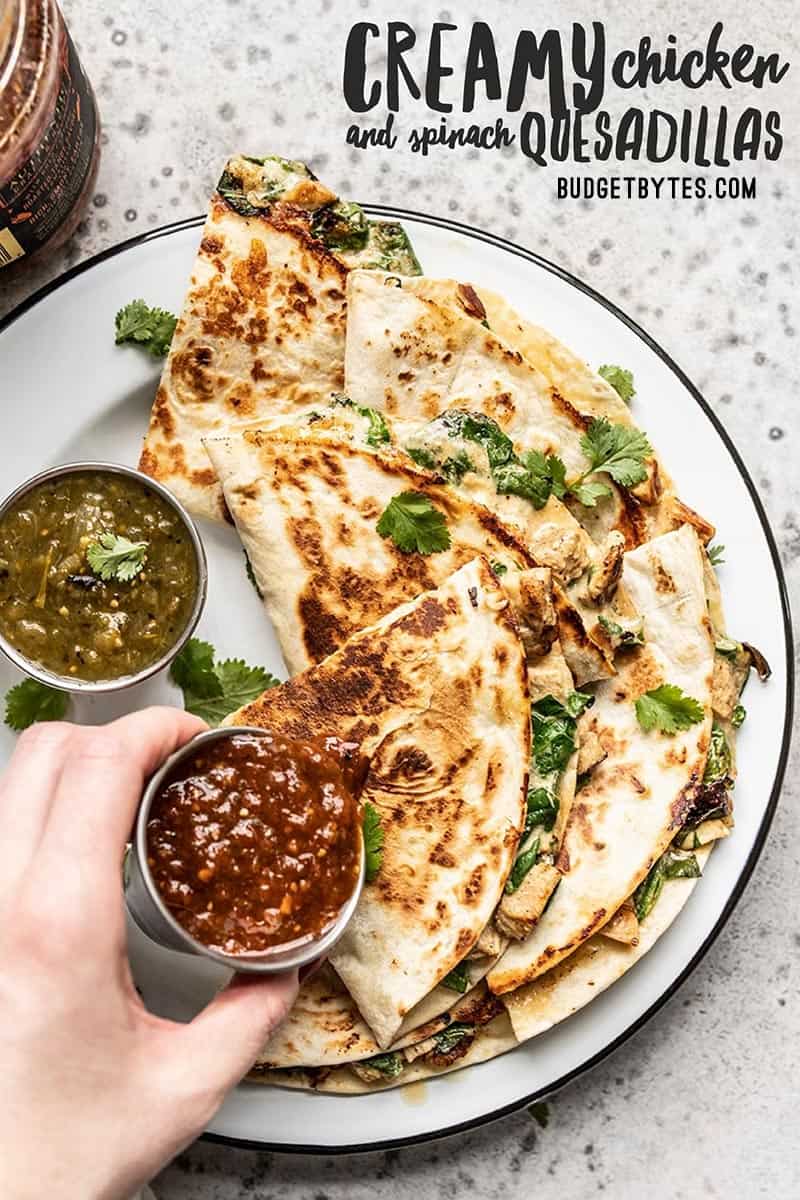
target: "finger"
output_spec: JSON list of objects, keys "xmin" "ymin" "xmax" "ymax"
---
[
  {"xmin": 0, "ymin": 722, "xmax": 74, "ymax": 892},
  {"xmin": 41, "ymin": 707, "xmax": 206, "ymax": 867},
  {"xmin": 164, "ymin": 971, "xmax": 299, "ymax": 1102}
]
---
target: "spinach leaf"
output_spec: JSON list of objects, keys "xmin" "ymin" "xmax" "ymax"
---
[
  {"xmin": 633, "ymin": 849, "xmax": 701, "ymax": 921},
  {"xmin": 505, "ymin": 837, "xmax": 540, "ymax": 894},
  {"xmin": 524, "ymin": 787, "xmax": 559, "ymax": 836},
  {"xmin": 531, "ymin": 692, "xmax": 594, "ymax": 776},
  {"xmin": 441, "ymin": 962, "xmax": 470, "ymax": 993}
]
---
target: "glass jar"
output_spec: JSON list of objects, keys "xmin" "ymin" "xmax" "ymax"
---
[{"xmin": 0, "ymin": 0, "xmax": 100, "ymax": 270}]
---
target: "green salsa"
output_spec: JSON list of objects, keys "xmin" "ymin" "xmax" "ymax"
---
[{"xmin": 0, "ymin": 470, "xmax": 199, "ymax": 683}]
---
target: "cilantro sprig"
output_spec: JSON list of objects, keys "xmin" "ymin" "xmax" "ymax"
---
[
  {"xmin": 635, "ymin": 684, "xmax": 705, "ymax": 736},
  {"xmin": 567, "ymin": 418, "xmax": 652, "ymax": 508},
  {"xmin": 362, "ymin": 801, "xmax": 384, "ymax": 882},
  {"xmin": 4, "ymin": 679, "xmax": 68, "ymax": 732},
  {"xmin": 114, "ymin": 300, "xmax": 177, "ymax": 357},
  {"xmin": 377, "ymin": 491, "xmax": 451, "ymax": 554},
  {"xmin": 707, "ymin": 543, "xmax": 725, "ymax": 566},
  {"xmin": 598, "ymin": 364, "xmax": 636, "ymax": 404},
  {"xmin": 170, "ymin": 637, "xmax": 280, "ymax": 726},
  {"xmin": 86, "ymin": 533, "xmax": 148, "ymax": 583}
]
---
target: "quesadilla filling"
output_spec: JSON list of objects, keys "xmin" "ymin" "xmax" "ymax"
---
[
  {"xmin": 216, "ymin": 153, "xmax": 422, "ymax": 274},
  {"xmin": 146, "ymin": 731, "xmax": 367, "ymax": 955}
]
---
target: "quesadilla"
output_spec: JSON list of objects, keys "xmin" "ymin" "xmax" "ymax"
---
[
  {"xmin": 488, "ymin": 524, "xmax": 715, "ymax": 994},
  {"xmin": 258, "ymin": 842, "xmax": 710, "ymax": 1094},
  {"xmin": 255, "ymin": 960, "xmax": 500, "ymax": 1070},
  {"xmin": 502, "ymin": 844, "xmax": 711, "ymax": 1041},
  {"xmin": 138, "ymin": 155, "xmax": 421, "ymax": 521},
  {"xmin": 255, "ymin": 1010, "xmax": 517, "ymax": 1094},
  {"xmin": 204, "ymin": 424, "xmax": 614, "ymax": 684},
  {"xmin": 227, "ymin": 557, "xmax": 530, "ymax": 1048},
  {"xmin": 343, "ymin": 270, "xmax": 652, "ymax": 548}
]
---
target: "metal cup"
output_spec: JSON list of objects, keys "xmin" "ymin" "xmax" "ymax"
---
[
  {"xmin": 0, "ymin": 461, "xmax": 207, "ymax": 694},
  {"xmin": 125, "ymin": 727, "xmax": 365, "ymax": 974}
]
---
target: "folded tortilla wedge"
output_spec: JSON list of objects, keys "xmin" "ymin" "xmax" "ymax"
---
[
  {"xmin": 204, "ymin": 425, "xmax": 613, "ymax": 684},
  {"xmin": 488, "ymin": 525, "xmax": 714, "ymax": 994},
  {"xmin": 256, "ymin": 844, "xmax": 709, "ymax": 1093},
  {"xmin": 226, "ymin": 557, "xmax": 530, "ymax": 1048},
  {"xmin": 138, "ymin": 155, "xmax": 420, "ymax": 521},
  {"xmin": 343, "ymin": 270, "xmax": 651, "ymax": 548}
]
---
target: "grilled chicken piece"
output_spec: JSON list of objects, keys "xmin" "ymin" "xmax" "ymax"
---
[
  {"xmin": 526, "ymin": 523, "xmax": 590, "ymax": 583},
  {"xmin": 712, "ymin": 649, "xmax": 751, "ymax": 720},
  {"xmin": 495, "ymin": 861, "xmax": 561, "ymax": 940},
  {"xmin": 601, "ymin": 900, "xmax": 640, "ymax": 946},
  {"xmin": 467, "ymin": 923, "xmax": 508, "ymax": 960},
  {"xmin": 403, "ymin": 1036, "xmax": 439, "ymax": 1065},
  {"xmin": 577, "ymin": 722, "xmax": 607, "ymax": 778},
  {"xmin": 586, "ymin": 530, "xmax": 625, "ymax": 604},
  {"xmin": 503, "ymin": 568, "xmax": 557, "ymax": 658}
]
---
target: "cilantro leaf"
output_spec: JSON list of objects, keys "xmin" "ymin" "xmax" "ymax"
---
[
  {"xmin": 4, "ymin": 679, "xmax": 68, "ymax": 732},
  {"xmin": 633, "ymin": 849, "xmax": 701, "ymax": 921},
  {"xmin": 493, "ymin": 450, "xmax": 566, "ymax": 510},
  {"xmin": 579, "ymin": 418, "xmax": 651, "ymax": 488},
  {"xmin": 169, "ymin": 638, "xmax": 222, "ymax": 699},
  {"xmin": 189, "ymin": 659, "xmax": 280, "ymax": 726},
  {"xmin": 377, "ymin": 491, "xmax": 451, "ymax": 554},
  {"xmin": 441, "ymin": 961, "xmax": 470, "ymax": 993},
  {"xmin": 114, "ymin": 299, "xmax": 177, "ymax": 357},
  {"xmin": 635, "ymin": 684, "xmax": 705, "ymax": 735},
  {"xmin": 86, "ymin": 532, "xmax": 148, "ymax": 583},
  {"xmin": 505, "ymin": 837, "xmax": 540, "ymax": 894},
  {"xmin": 598, "ymin": 364, "xmax": 636, "ymax": 404},
  {"xmin": 170, "ymin": 638, "xmax": 280, "ymax": 726},
  {"xmin": 568, "ymin": 478, "xmax": 612, "ymax": 508},
  {"xmin": 362, "ymin": 801, "xmax": 384, "ymax": 882},
  {"xmin": 707, "ymin": 543, "xmax": 725, "ymax": 566}
]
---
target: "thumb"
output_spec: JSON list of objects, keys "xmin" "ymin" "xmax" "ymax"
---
[{"xmin": 168, "ymin": 970, "xmax": 299, "ymax": 1099}]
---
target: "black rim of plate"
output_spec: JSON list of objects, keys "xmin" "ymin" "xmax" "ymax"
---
[{"xmin": 0, "ymin": 208, "xmax": 793, "ymax": 1157}]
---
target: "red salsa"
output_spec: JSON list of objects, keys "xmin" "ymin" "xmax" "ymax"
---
[{"xmin": 146, "ymin": 731, "xmax": 366, "ymax": 956}]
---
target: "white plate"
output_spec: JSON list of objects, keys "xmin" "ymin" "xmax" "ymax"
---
[{"xmin": 0, "ymin": 211, "xmax": 792, "ymax": 1152}]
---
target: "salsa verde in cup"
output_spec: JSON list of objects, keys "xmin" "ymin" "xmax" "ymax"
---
[{"xmin": 0, "ymin": 463, "xmax": 205, "ymax": 688}]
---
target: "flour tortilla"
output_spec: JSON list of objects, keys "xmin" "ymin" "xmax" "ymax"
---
[
  {"xmin": 503, "ymin": 845, "xmax": 711, "ymax": 1039},
  {"xmin": 254, "ymin": 1012, "xmax": 517, "ymax": 1094},
  {"xmin": 256, "ymin": 961, "xmax": 499, "ymax": 1069},
  {"xmin": 344, "ymin": 271, "xmax": 649, "ymax": 548},
  {"xmin": 138, "ymin": 157, "xmax": 419, "ymax": 521},
  {"xmin": 253, "ymin": 844, "xmax": 711, "ymax": 1093},
  {"xmin": 227, "ymin": 558, "xmax": 530, "ymax": 1048},
  {"xmin": 488, "ymin": 525, "xmax": 715, "ymax": 994},
  {"xmin": 204, "ymin": 425, "xmax": 613, "ymax": 683}
]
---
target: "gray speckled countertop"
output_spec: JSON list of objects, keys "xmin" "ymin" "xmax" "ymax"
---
[{"xmin": 2, "ymin": 2, "xmax": 798, "ymax": 1196}]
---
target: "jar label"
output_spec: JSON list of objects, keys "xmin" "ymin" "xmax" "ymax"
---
[{"xmin": 0, "ymin": 27, "xmax": 98, "ymax": 268}]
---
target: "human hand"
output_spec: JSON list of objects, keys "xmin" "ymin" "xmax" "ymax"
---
[{"xmin": 0, "ymin": 709, "xmax": 299, "ymax": 1200}]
